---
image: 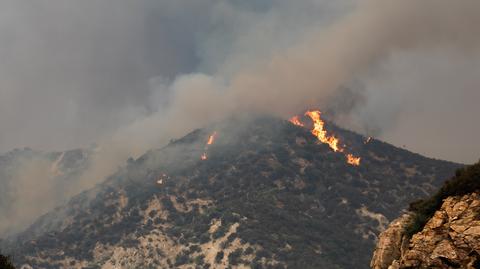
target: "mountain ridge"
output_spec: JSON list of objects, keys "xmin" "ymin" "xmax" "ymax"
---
[{"xmin": 1, "ymin": 115, "xmax": 461, "ymax": 268}]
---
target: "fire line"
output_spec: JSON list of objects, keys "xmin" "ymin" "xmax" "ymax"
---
[
  {"xmin": 290, "ymin": 110, "xmax": 361, "ymax": 166},
  {"xmin": 201, "ymin": 131, "xmax": 217, "ymax": 160}
]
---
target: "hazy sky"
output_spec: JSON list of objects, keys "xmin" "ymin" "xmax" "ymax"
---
[{"xmin": 0, "ymin": 0, "xmax": 479, "ymax": 164}]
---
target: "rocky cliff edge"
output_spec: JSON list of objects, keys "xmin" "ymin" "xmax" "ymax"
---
[{"xmin": 371, "ymin": 192, "xmax": 480, "ymax": 269}]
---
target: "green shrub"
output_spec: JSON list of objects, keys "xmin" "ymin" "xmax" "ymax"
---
[
  {"xmin": 406, "ymin": 161, "xmax": 480, "ymax": 237},
  {"xmin": 215, "ymin": 251, "xmax": 224, "ymax": 263},
  {"xmin": 194, "ymin": 254, "xmax": 205, "ymax": 265},
  {"xmin": 0, "ymin": 253, "xmax": 16, "ymax": 269},
  {"xmin": 228, "ymin": 249, "xmax": 243, "ymax": 265},
  {"xmin": 174, "ymin": 251, "xmax": 190, "ymax": 266}
]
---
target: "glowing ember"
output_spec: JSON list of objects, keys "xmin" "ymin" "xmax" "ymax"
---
[
  {"xmin": 291, "ymin": 110, "xmax": 361, "ymax": 166},
  {"xmin": 207, "ymin": 131, "xmax": 217, "ymax": 145},
  {"xmin": 289, "ymin": 116, "xmax": 304, "ymax": 127},
  {"xmin": 201, "ymin": 131, "xmax": 217, "ymax": 160},
  {"xmin": 346, "ymin": 154, "xmax": 361, "ymax": 166}
]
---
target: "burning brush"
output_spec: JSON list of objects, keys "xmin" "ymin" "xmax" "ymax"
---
[
  {"xmin": 201, "ymin": 131, "xmax": 217, "ymax": 160},
  {"xmin": 290, "ymin": 110, "xmax": 361, "ymax": 166}
]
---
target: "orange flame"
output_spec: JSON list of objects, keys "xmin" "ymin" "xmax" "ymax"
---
[
  {"xmin": 201, "ymin": 131, "xmax": 217, "ymax": 160},
  {"xmin": 292, "ymin": 110, "xmax": 361, "ymax": 166},
  {"xmin": 304, "ymin": 110, "xmax": 341, "ymax": 152},
  {"xmin": 346, "ymin": 154, "xmax": 361, "ymax": 166},
  {"xmin": 289, "ymin": 116, "xmax": 304, "ymax": 127},
  {"xmin": 207, "ymin": 131, "xmax": 217, "ymax": 145}
]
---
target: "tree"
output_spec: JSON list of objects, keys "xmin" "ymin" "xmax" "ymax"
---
[
  {"xmin": 0, "ymin": 253, "xmax": 16, "ymax": 269},
  {"xmin": 215, "ymin": 251, "xmax": 224, "ymax": 263}
]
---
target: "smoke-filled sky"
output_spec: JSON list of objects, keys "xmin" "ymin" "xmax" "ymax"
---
[{"xmin": 1, "ymin": 0, "xmax": 479, "ymax": 164}]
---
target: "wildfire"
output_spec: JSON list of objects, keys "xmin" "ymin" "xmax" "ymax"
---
[
  {"xmin": 289, "ymin": 116, "xmax": 304, "ymax": 127},
  {"xmin": 347, "ymin": 154, "xmax": 361, "ymax": 166},
  {"xmin": 207, "ymin": 131, "xmax": 217, "ymax": 145},
  {"xmin": 201, "ymin": 131, "xmax": 217, "ymax": 160},
  {"xmin": 305, "ymin": 110, "xmax": 341, "ymax": 152},
  {"xmin": 291, "ymin": 110, "xmax": 361, "ymax": 166}
]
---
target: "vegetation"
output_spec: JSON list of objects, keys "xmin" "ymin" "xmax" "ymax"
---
[
  {"xmin": 215, "ymin": 251, "xmax": 224, "ymax": 263},
  {"xmin": 228, "ymin": 249, "xmax": 243, "ymax": 265},
  {"xmin": 406, "ymin": 161, "xmax": 480, "ymax": 237},
  {"xmin": 4, "ymin": 117, "xmax": 460, "ymax": 269},
  {"xmin": 0, "ymin": 253, "xmax": 16, "ymax": 269}
]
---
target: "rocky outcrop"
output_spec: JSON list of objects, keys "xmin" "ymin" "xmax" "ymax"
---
[
  {"xmin": 370, "ymin": 214, "xmax": 412, "ymax": 269},
  {"xmin": 371, "ymin": 192, "xmax": 480, "ymax": 269}
]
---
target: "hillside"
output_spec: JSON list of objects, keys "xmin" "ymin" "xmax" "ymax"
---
[
  {"xmin": 0, "ymin": 147, "xmax": 93, "ymax": 237},
  {"xmin": 1, "ymin": 115, "xmax": 460, "ymax": 269}
]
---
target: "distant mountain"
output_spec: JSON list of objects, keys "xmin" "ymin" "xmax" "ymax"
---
[
  {"xmin": 1, "ymin": 115, "xmax": 460, "ymax": 269},
  {"xmin": 0, "ymin": 147, "xmax": 93, "ymax": 236}
]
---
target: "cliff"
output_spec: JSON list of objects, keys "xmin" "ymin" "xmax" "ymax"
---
[{"xmin": 371, "ymin": 192, "xmax": 480, "ymax": 269}]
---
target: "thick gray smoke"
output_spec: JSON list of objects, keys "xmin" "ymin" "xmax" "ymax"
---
[
  {"xmin": 0, "ymin": 0, "xmax": 348, "ymax": 153},
  {"xmin": 123, "ymin": 0, "xmax": 480, "ymax": 164},
  {"xmin": 1, "ymin": 0, "xmax": 480, "ymax": 236}
]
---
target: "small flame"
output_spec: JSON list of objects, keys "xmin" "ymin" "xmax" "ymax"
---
[
  {"xmin": 289, "ymin": 116, "xmax": 304, "ymax": 127},
  {"xmin": 346, "ymin": 154, "xmax": 361, "ymax": 166},
  {"xmin": 201, "ymin": 131, "xmax": 217, "ymax": 160},
  {"xmin": 364, "ymin": 136, "xmax": 372, "ymax": 144},
  {"xmin": 207, "ymin": 131, "xmax": 217, "ymax": 145}
]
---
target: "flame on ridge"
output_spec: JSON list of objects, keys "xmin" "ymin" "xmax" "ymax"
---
[
  {"xmin": 289, "ymin": 116, "xmax": 304, "ymax": 127},
  {"xmin": 290, "ymin": 110, "xmax": 361, "ymax": 166},
  {"xmin": 304, "ymin": 110, "xmax": 341, "ymax": 152},
  {"xmin": 346, "ymin": 154, "xmax": 361, "ymax": 166},
  {"xmin": 207, "ymin": 132, "xmax": 217, "ymax": 145},
  {"xmin": 201, "ymin": 131, "xmax": 217, "ymax": 160}
]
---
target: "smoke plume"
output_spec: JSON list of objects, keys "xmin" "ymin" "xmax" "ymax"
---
[
  {"xmin": 1, "ymin": 0, "xmax": 480, "ymax": 236},
  {"xmin": 124, "ymin": 0, "xmax": 480, "ymax": 161}
]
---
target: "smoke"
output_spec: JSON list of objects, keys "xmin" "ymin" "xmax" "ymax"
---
[
  {"xmin": 0, "ymin": 157, "xmax": 58, "ymax": 236},
  {"xmin": 125, "ymin": 0, "xmax": 480, "ymax": 162},
  {"xmin": 88, "ymin": 0, "xmax": 480, "ymax": 184},
  {"xmin": 1, "ymin": 0, "xmax": 480, "ymax": 236},
  {"xmin": 0, "ymin": 149, "xmax": 93, "ymax": 236}
]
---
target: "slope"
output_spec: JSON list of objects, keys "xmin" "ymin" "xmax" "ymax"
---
[{"xmin": 2, "ymin": 115, "xmax": 460, "ymax": 269}]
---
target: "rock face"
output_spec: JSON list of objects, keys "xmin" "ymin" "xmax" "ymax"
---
[
  {"xmin": 371, "ymin": 192, "xmax": 480, "ymax": 269},
  {"xmin": 370, "ymin": 214, "xmax": 413, "ymax": 269}
]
